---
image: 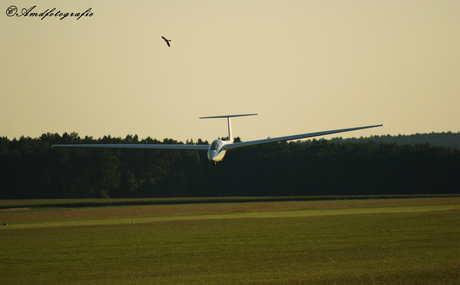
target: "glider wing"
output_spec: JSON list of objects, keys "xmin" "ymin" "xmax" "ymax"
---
[
  {"xmin": 52, "ymin": 144, "xmax": 209, "ymax": 150},
  {"xmin": 223, "ymin": 124, "xmax": 383, "ymax": 150}
]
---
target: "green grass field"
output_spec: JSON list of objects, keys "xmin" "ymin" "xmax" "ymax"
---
[{"xmin": 1, "ymin": 197, "xmax": 459, "ymax": 284}]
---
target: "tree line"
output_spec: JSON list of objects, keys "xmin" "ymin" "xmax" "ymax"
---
[
  {"xmin": 330, "ymin": 131, "xmax": 460, "ymax": 148},
  {"xmin": 1, "ymin": 132, "xmax": 458, "ymax": 199}
]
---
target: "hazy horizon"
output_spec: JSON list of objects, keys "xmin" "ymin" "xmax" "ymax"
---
[{"xmin": 2, "ymin": 1, "xmax": 459, "ymax": 142}]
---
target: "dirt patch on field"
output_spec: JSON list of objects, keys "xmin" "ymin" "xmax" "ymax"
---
[{"xmin": 0, "ymin": 207, "xmax": 31, "ymax": 212}]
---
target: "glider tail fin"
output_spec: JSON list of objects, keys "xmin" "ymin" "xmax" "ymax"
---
[
  {"xmin": 199, "ymin": 113, "xmax": 257, "ymax": 142},
  {"xmin": 227, "ymin": 117, "xmax": 233, "ymax": 142}
]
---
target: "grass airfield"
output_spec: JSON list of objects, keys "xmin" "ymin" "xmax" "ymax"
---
[{"xmin": 1, "ymin": 197, "xmax": 459, "ymax": 284}]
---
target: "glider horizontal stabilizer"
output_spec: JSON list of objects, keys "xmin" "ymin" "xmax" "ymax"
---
[
  {"xmin": 199, "ymin": 113, "xmax": 258, "ymax": 142},
  {"xmin": 199, "ymin": 113, "xmax": 257, "ymax": 119}
]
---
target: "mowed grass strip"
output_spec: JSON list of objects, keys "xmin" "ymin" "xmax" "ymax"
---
[
  {"xmin": 1, "ymin": 198, "xmax": 459, "ymax": 284},
  {"xmin": 1, "ymin": 197, "xmax": 459, "ymax": 229},
  {"xmin": 1, "ymin": 195, "xmax": 459, "ymax": 209}
]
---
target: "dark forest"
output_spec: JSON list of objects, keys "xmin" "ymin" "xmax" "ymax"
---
[{"xmin": 1, "ymin": 132, "xmax": 459, "ymax": 199}]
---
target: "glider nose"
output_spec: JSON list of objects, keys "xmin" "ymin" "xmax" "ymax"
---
[
  {"xmin": 207, "ymin": 149, "xmax": 227, "ymax": 164},
  {"xmin": 207, "ymin": 150, "xmax": 217, "ymax": 162}
]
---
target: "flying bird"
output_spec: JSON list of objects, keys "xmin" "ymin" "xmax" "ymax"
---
[{"xmin": 161, "ymin": 36, "xmax": 171, "ymax": 47}]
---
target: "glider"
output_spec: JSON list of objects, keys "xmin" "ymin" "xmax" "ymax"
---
[
  {"xmin": 53, "ymin": 114, "xmax": 383, "ymax": 165},
  {"xmin": 161, "ymin": 36, "xmax": 171, "ymax": 47}
]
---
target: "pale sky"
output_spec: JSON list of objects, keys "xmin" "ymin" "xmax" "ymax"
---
[{"xmin": 2, "ymin": 0, "xmax": 459, "ymax": 142}]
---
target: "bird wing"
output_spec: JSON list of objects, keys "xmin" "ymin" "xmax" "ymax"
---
[{"xmin": 161, "ymin": 36, "xmax": 171, "ymax": 47}]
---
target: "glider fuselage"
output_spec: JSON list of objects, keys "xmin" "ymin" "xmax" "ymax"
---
[{"xmin": 207, "ymin": 139, "xmax": 228, "ymax": 164}]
